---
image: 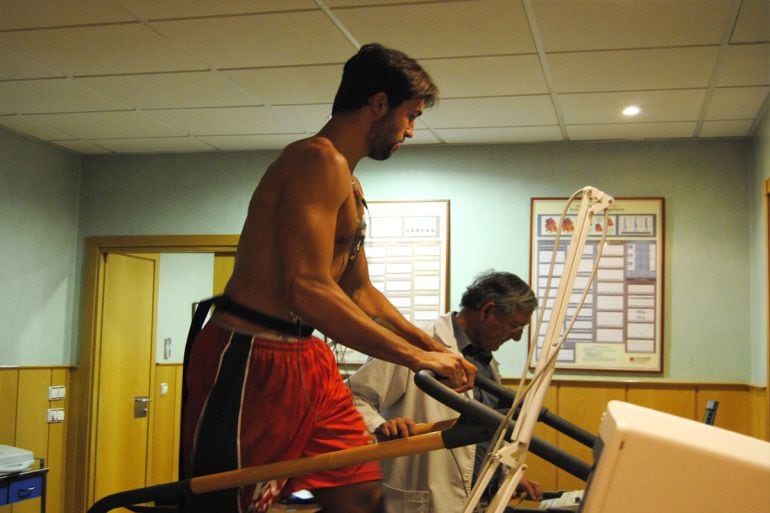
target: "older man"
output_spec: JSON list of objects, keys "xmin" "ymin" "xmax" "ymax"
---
[{"xmin": 348, "ymin": 271, "xmax": 543, "ymax": 513}]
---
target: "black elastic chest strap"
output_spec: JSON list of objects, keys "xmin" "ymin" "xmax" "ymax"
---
[{"xmin": 213, "ymin": 295, "xmax": 315, "ymax": 338}]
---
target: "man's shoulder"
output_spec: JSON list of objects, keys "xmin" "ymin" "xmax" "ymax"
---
[
  {"xmin": 267, "ymin": 135, "xmax": 350, "ymax": 188},
  {"xmin": 283, "ymin": 135, "xmax": 344, "ymax": 165}
]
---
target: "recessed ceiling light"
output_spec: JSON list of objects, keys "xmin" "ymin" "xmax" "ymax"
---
[{"xmin": 623, "ymin": 105, "xmax": 641, "ymax": 116}]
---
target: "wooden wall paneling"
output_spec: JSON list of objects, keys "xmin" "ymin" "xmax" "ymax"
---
[
  {"xmin": 0, "ymin": 369, "xmax": 18, "ymax": 513},
  {"xmin": 695, "ymin": 386, "xmax": 751, "ymax": 436},
  {"xmin": 521, "ymin": 384, "xmax": 559, "ymax": 492},
  {"xmin": 148, "ymin": 365, "xmax": 179, "ymax": 485},
  {"xmin": 14, "ymin": 369, "xmax": 52, "ymax": 513},
  {"xmin": 556, "ymin": 383, "xmax": 625, "ymax": 490},
  {"xmin": 625, "ymin": 386, "xmax": 696, "ymax": 420},
  {"xmin": 0, "ymin": 369, "xmax": 19, "ymax": 445},
  {"xmin": 172, "ymin": 365, "xmax": 183, "ymax": 480},
  {"xmin": 748, "ymin": 387, "xmax": 768, "ymax": 440},
  {"xmin": 46, "ymin": 368, "xmax": 70, "ymax": 513}
]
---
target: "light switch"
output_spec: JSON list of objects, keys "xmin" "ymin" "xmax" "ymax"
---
[
  {"xmin": 48, "ymin": 385, "xmax": 65, "ymax": 401},
  {"xmin": 47, "ymin": 408, "xmax": 64, "ymax": 423}
]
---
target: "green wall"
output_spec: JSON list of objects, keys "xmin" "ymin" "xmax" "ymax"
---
[
  {"xmin": 0, "ymin": 128, "xmax": 81, "ymax": 365},
  {"xmin": 356, "ymin": 140, "xmax": 753, "ymax": 381},
  {"xmin": 750, "ymin": 115, "xmax": 770, "ymax": 385},
  {"xmin": 79, "ymin": 138, "xmax": 754, "ymax": 382},
  {"xmin": 1, "ymin": 123, "xmax": 764, "ymax": 384}
]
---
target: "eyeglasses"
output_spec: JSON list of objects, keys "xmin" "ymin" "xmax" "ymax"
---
[{"xmin": 494, "ymin": 310, "xmax": 532, "ymax": 333}]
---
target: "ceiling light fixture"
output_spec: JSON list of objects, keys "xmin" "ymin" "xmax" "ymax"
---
[{"xmin": 622, "ymin": 105, "xmax": 641, "ymax": 116}]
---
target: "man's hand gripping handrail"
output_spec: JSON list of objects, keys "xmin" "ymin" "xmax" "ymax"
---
[{"xmin": 414, "ymin": 370, "xmax": 591, "ymax": 480}]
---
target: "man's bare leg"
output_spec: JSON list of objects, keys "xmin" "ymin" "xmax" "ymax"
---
[{"xmin": 312, "ymin": 481, "xmax": 384, "ymax": 513}]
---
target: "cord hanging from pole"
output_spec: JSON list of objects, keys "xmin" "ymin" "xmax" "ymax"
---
[{"xmin": 461, "ymin": 186, "xmax": 613, "ymax": 513}]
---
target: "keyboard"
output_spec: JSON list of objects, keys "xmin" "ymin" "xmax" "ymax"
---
[{"xmin": 539, "ymin": 489, "xmax": 584, "ymax": 511}]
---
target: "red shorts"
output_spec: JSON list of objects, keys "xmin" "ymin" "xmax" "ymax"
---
[{"xmin": 181, "ymin": 322, "xmax": 381, "ymax": 512}]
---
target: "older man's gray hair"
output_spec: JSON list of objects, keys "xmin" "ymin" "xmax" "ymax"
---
[{"xmin": 460, "ymin": 270, "xmax": 538, "ymax": 314}]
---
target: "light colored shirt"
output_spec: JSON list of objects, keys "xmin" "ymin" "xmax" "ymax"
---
[{"xmin": 347, "ymin": 312, "xmax": 503, "ymax": 513}]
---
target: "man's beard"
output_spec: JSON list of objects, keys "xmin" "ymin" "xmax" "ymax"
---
[{"xmin": 367, "ymin": 114, "xmax": 400, "ymax": 161}]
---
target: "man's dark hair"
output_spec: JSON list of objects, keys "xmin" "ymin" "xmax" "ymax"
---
[
  {"xmin": 460, "ymin": 270, "xmax": 538, "ymax": 314},
  {"xmin": 332, "ymin": 43, "xmax": 438, "ymax": 114}
]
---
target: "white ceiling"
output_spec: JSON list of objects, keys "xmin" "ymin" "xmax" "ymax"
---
[{"xmin": 0, "ymin": 0, "xmax": 768, "ymax": 155}]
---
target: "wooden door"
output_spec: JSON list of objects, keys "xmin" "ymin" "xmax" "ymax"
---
[
  {"xmin": 213, "ymin": 253, "xmax": 235, "ymax": 294},
  {"xmin": 93, "ymin": 253, "xmax": 158, "ymax": 501}
]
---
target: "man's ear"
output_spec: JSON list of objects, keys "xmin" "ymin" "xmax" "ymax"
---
[
  {"xmin": 480, "ymin": 301, "xmax": 497, "ymax": 321},
  {"xmin": 369, "ymin": 92, "xmax": 389, "ymax": 118}
]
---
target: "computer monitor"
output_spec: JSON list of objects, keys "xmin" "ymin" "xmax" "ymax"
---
[{"xmin": 579, "ymin": 400, "xmax": 770, "ymax": 513}]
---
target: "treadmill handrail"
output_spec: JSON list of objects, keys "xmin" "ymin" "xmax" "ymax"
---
[
  {"xmin": 473, "ymin": 374, "xmax": 596, "ymax": 448},
  {"xmin": 414, "ymin": 370, "xmax": 591, "ymax": 480}
]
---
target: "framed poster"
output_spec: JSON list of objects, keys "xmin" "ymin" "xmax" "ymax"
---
[
  {"xmin": 333, "ymin": 200, "xmax": 450, "ymax": 369},
  {"xmin": 529, "ymin": 197, "xmax": 664, "ymax": 372}
]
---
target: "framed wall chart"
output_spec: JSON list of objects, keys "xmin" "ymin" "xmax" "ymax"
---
[
  {"xmin": 529, "ymin": 197, "xmax": 664, "ymax": 372},
  {"xmin": 332, "ymin": 200, "xmax": 450, "ymax": 369}
]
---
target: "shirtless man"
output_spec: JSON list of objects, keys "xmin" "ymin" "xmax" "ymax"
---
[{"xmin": 181, "ymin": 43, "xmax": 476, "ymax": 513}]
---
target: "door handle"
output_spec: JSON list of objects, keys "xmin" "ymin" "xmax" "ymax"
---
[{"xmin": 134, "ymin": 396, "xmax": 152, "ymax": 418}]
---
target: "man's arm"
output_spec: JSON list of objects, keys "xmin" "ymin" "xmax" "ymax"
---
[
  {"xmin": 339, "ymin": 244, "xmax": 478, "ymax": 386},
  {"xmin": 339, "ymin": 249, "xmax": 445, "ymax": 353},
  {"xmin": 347, "ymin": 355, "xmax": 412, "ymax": 433},
  {"xmin": 273, "ymin": 141, "xmax": 472, "ymax": 389},
  {"xmin": 348, "ymin": 353, "xmax": 419, "ymax": 442}
]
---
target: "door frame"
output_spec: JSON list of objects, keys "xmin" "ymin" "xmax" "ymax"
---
[
  {"xmin": 68, "ymin": 235, "xmax": 239, "ymax": 513},
  {"xmin": 766, "ymin": 180, "xmax": 770, "ymax": 438}
]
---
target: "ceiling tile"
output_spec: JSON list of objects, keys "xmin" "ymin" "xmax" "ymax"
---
[
  {"xmin": 0, "ymin": 0, "xmax": 762, "ymax": 153},
  {"xmin": 92, "ymin": 136, "xmax": 215, "ymax": 154},
  {"xmin": 26, "ymin": 111, "xmax": 187, "ymax": 139},
  {"xmin": 548, "ymin": 47, "xmax": 719, "ymax": 93},
  {"xmin": 269, "ymin": 104, "xmax": 332, "ymax": 132},
  {"xmin": 559, "ymin": 90, "xmax": 707, "ymax": 124},
  {"xmin": 48, "ymin": 139, "xmax": 112, "ymax": 154},
  {"xmin": 332, "ymin": 0, "xmax": 535, "ymax": 58},
  {"xmin": 436, "ymin": 126, "xmax": 563, "ymax": 144},
  {"xmin": 716, "ymin": 44, "xmax": 770, "ymax": 87},
  {"xmin": 404, "ymin": 129, "xmax": 441, "ymax": 145},
  {"xmin": 147, "ymin": 106, "xmax": 303, "ymax": 135},
  {"xmin": 0, "ymin": 78, "xmax": 129, "ymax": 114},
  {"xmin": 150, "ymin": 11, "xmax": 356, "ymax": 69},
  {"xmin": 0, "ymin": 23, "xmax": 207, "ymax": 76},
  {"xmin": 567, "ymin": 122, "xmax": 696, "ymax": 141},
  {"xmin": 116, "ymin": 0, "xmax": 317, "ymax": 19},
  {"xmin": 326, "ymin": 0, "xmax": 444, "ymax": 6},
  {"xmin": 706, "ymin": 86, "xmax": 770, "ymax": 119},
  {"xmin": 222, "ymin": 65, "xmax": 344, "ymax": 105},
  {"xmin": 77, "ymin": 71, "xmax": 262, "ymax": 109},
  {"xmin": 0, "ymin": 45, "xmax": 62, "ymax": 80},
  {"xmin": 422, "ymin": 55, "xmax": 548, "ymax": 98},
  {"xmin": 0, "ymin": 116, "xmax": 74, "ymax": 140},
  {"xmin": 422, "ymin": 96, "xmax": 557, "ymax": 128},
  {"xmin": 0, "ymin": 0, "xmax": 136, "ymax": 30},
  {"xmin": 731, "ymin": 0, "xmax": 770, "ymax": 43},
  {"xmin": 198, "ymin": 133, "xmax": 305, "ymax": 151},
  {"xmin": 700, "ymin": 119, "xmax": 754, "ymax": 137},
  {"xmin": 532, "ymin": 0, "xmax": 735, "ymax": 52}
]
